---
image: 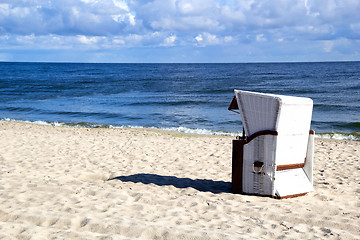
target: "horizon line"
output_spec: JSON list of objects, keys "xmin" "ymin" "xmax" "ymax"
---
[{"xmin": 1, "ymin": 60, "xmax": 360, "ymax": 64}]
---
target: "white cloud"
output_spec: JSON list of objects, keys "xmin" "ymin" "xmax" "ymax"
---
[
  {"xmin": 178, "ymin": 1, "xmax": 193, "ymax": 14},
  {"xmin": 203, "ymin": 33, "xmax": 219, "ymax": 45},
  {"xmin": 323, "ymin": 40, "xmax": 334, "ymax": 52},
  {"xmin": 0, "ymin": 0, "xmax": 359, "ymax": 62},
  {"xmin": 304, "ymin": 0, "xmax": 319, "ymax": 17},
  {"xmin": 127, "ymin": 13, "xmax": 136, "ymax": 26},
  {"xmin": 111, "ymin": 12, "xmax": 135, "ymax": 26},
  {"xmin": 0, "ymin": 0, "xmax": 135, "ymax": 36},
  {"xmin": 112, "ymin": 0, "xmax": 130, "ymax": 11},
  {"xmin": 15, "ymin": 34, "xmax": 35, "ymax": 46},
  {"xmin": 112, "ymin": 37, "xmax": 125, "ymax": 45},
  {"xmin": 0, "ymin": 3, "xmax": 10, "ymax": 17},
  {"xmin": 256, "ymin": 34, "xmax": 266, "ymax": 42},
  {"xmin": 224, "ymin": 36, "xmax": 233, "ymax": 43},
  {"xmin": 195, "ymin": 34, "xmax": 203, "ymax": 43},
  {"xmin": 1, "ymin": 0, "xmax": 359, "ymax": 41},
  {"xmin": 350, "ymin": 23, "xmax": 360, "ymax": 35},
  {"xmin": 77, "ymin": 35, "xmax": 103, "ymax": 44},
  {"xmin": 80, "ymin": 0, "xmax": 99, "ymax": 3},
  {"xmin": 195, "ymin": 32, "xmax": 228, "ymax": 46},
  {"xmin": 163, "ymin": 35, "xmax": 176, "ymax": 46}
]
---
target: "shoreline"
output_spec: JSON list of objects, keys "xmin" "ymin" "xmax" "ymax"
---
[
  {"xmin": 0, "ymin": 121, "xmax": 359, "ymax": 239},
  {"xmin": 1, "ymin": 118, "xmax": 359, "ymax": 141}
]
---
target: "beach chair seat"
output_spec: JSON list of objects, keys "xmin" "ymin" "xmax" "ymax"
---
[{"xmin": 229, "ymin": 90, "xmax": 314, "ymax": 198}]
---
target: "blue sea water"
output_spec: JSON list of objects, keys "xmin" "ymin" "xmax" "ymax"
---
[{"xmin": 0, "ymin": 62, "xmax": 359, "ymax": 140}]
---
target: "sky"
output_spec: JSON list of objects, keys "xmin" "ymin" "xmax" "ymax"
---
[{"xmin": 0, "ymin": 0, "xmax": 359, "ymax": 63}]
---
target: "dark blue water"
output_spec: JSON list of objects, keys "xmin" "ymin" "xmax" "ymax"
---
[{"xmin": 0, "ymin": 62, "xmax": 359, "ymax": 140}]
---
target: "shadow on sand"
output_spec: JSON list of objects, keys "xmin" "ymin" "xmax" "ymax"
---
[{"xmin": 108, "ymin": 173, "xmax": 231, "ymax": 194}]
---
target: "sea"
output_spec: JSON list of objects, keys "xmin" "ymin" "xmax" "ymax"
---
[{"xmin": 0, "ymin": 62, "xmax": 359, "ymax": 140}]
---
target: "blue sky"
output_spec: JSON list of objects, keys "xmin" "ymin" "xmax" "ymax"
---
[{"xmin": 0, "ymin": 0, "xmax": 359, "ymax": 63}]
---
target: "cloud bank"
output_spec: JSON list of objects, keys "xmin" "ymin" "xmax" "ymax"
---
[{"xmin": 0, "ymin": 0, "xmax": 359, "ymax": 62}]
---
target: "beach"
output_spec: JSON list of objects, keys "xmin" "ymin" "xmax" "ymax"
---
[{"xmin": 0, "ymin": 121, "xmax": 359, "ymax": 239}]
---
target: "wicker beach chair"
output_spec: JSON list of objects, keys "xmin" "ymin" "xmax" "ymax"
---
[{"xmin": 229, "ymin": 90, "xmax": 314, "ymax": 198}]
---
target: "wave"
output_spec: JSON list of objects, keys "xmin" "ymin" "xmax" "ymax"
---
[
  {"xmin": 311, "ymin": 120, "xmax": 360, "ymax": 133},
  {"xmin": 1, "ymin": 118, "xmax": 138, "ymax": 129},
  {"xmin": 159, "ymin": 126, "xmax": 240, "ymax": 136},
  {"xmin": 2, "ymin": 118, "xmax": 359, "ymax": 141},
  {"xmin": 1, "ymin": 106, "xmax": 40, "ymax": 113},
  {"xmin": 316, "ymin": 132, "xmax": 360, "ymax": 141},
  {"xmin": 313, "ymin": 104, "xmax": 358, "ymax": 111},
  {"xmin": 0, "ymin": 118, "xmax": 240, "ymax": 136},
  {"xmin": 126, "ymin": 100, "xmax": 223, "ymax": 107},
  {"xmin": 0, "ymin": 106, "xmax": 124, "ymax": 119},
  {"xmin": 344, "ymin": 122, "xmax": 360, "ymax": 129}
]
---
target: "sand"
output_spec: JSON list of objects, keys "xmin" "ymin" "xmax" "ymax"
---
[{"xmin": 0, "ymin": 121, "xmax": 359, "ymax": 239}]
